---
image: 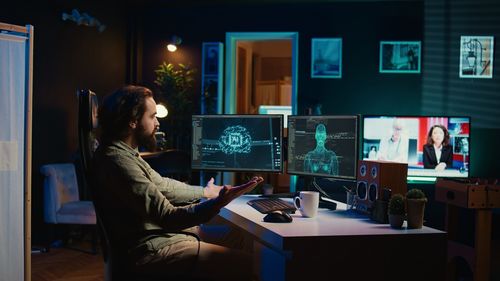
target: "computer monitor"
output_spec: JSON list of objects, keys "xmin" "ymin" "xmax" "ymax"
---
[
  {"xmin": 258, "ymin": 105, "xmax": 292, "ymax": 128},
  {"xmin": 362, "ymin": 115, "xmax": 471, "ymax": 178},
  {"xmin": 287, "ymin": 115, "xmax": 359, "ymax": 180},
  {"xmin": 191, "ymin": 115, "xmax": 283, "ymax": 172}
]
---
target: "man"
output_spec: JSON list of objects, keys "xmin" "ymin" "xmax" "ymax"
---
[
  {"xmin": 303, "ymin": 123, "xmax": 339, "ymax": 175},
  {"xmin": 377, "ymin": 118, "xmax": 409, "ymax": 163},
  {"xmin": 92, "ymin": 85, "xmax": 263, "ymax": 280}
]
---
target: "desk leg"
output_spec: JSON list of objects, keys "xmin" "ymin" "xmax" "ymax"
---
[
  {"xmin": 474, "ymin": 209, "xmax": 491, "ymax": 281},
  {"xmin": 253, "ymin": 240, "xmax": 286, "ymax": 281}
]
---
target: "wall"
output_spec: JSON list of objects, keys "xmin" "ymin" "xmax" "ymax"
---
[
  {"xmin": 1, "ymin": 1, "xmax": 129, "ymax": 244},
  {"xmin": 140, "ymin": 1, "xmax": 423, "ymax": 115}
]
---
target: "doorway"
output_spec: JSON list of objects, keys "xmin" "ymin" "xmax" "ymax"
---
[{"xmin": 225, "ymin": 32, "xmax": 298, "ymax": 114}]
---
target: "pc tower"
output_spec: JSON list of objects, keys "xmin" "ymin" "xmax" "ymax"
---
[{"xmin": 355, "ymin": 160, "xmax": 408, "ymax": 213}]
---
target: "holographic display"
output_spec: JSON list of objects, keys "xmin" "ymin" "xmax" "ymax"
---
[
  {"xmin": 192, "ymin": 115, "xmax": 283, "ymax": 172},
  {"xmin": 288, "ymin": 115, "xmax": 358, "ymax": 179}
]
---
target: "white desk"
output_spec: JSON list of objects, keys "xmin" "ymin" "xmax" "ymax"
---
[{"xmin": 219, "ymin": 195, "xmax": 447, "ymax": 281}]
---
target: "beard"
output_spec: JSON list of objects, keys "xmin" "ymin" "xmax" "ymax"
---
[{"xmin": 135, "ymin": 124, "xmax": 157, "ymax": 152}]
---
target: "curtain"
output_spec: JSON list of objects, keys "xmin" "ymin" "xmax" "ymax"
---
[{"xmin": 0, "ymin": 32, "xmax": 27, "ymax": 281}]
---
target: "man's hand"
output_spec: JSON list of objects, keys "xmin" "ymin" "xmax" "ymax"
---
[
  {"xmin": 203, "ymin": 177, "xmax": 227, "ymax": 199},
  {"xmin": 215, "ymin": 176, "xmax": 264, "ymax": 208}
]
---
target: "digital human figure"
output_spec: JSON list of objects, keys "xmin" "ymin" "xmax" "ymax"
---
[
  {"xmin": 377, "ymin": 118, "xmax": 409, "ymax": 163},
  {"xmin": 422, "ymin": 124, "xmax": 453, "ymax": 170},
  {"xmin": 303, "ymin": 124, "xmax": 339, "ymax": 175}
]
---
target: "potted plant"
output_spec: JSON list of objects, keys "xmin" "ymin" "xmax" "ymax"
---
[
  {"xmin": 405, "ymin": 188, "xmax": 427, "ymax": 229},
  {"xmin": 154, "ymin": 62, "xmax": 196, "ymax": 117},
  {"xmin": 388, "ymin": 194, "xmax": 405, "ymax": 229},
  {"xmin": 154, "ymin": 62, "xmax": 197, "ymax": 150}
]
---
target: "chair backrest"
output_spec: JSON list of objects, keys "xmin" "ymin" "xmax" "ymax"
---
[
  {"xmin": 78, "ymin": 89, "xmax": 99, "ymax": 198},
  {"xmin": 40, "ymin": 163, "xmax": 80, "ymax": 223}
]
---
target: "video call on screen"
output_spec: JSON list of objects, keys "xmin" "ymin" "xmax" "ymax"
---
[
  {"xmin": 191, "ymin": 115, "xmax": 283, "ymax": 172},
  {"xmin": 362, "ymin": 116, "xmax": 470, "ymax": 178},
  {"xmin": 287, "ymin": 116, "xmax": 358, "ymax": 179}
]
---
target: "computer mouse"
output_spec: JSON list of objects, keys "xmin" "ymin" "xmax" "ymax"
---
[{"xmin": 263, "ymin": 211, "xmax": 293, "ymax": 223}]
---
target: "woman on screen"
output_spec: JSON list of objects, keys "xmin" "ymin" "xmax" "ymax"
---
[{"xmin": 423, "ymin": 124, "xmax": 453, "ymax": 170}]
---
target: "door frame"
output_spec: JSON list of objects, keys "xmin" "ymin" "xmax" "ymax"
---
[{"xmin": 225, "ymin": 32, "xmax": 299, "ymax": 114}]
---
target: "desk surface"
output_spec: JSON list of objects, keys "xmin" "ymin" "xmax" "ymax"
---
[
  {"xmin": 220, "ymin": 195, "xmax": 444, "ymax": 249},
  {"xmin": 220, "ymin": 195, "xmax": 446, "ymax": 281}
]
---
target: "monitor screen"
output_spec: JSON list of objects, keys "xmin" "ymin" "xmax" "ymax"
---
[
  {"xmin": 362, "ymin": 116, "xmax": 470, "ymax": 178},
  {"xmin": 191, "ymin": 115, "xmax": 283, "ymax": 172},
  {"xmin": 287, "ymin": 115, "xmax": 359, "ymax": 180},
  {"xmin": 258, "ymin": 105, "xmax": 292, "ymax": 128}
]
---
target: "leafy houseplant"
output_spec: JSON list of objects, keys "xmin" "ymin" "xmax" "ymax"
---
[
  {"xmin": 154, "ymin": 62, "xmax": 197, "ymax": 117},
  {"xmin": 154, "ymin": 62, "xmax": 197, "ymax": 150},
  {"xmin": 388, "ymin": 194, "xmax": 405, "ymax": 228},
  {"xmin": 406, "ymin": 188, "xmax": 427, "ymax": 229}
]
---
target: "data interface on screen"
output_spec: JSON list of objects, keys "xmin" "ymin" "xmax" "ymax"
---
[{"xmin": 192, "ymin": 115, "xmax": 283, "ymax": 172}]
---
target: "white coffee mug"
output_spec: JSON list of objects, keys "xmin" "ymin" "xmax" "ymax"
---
[{"xmin": 294, "ymin": 191, "xmax": 319, "ymax": 218}]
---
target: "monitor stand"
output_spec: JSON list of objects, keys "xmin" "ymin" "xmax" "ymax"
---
[{"xmin": 303, "ymin": 176, "xmax": 337, "ymax": 210}]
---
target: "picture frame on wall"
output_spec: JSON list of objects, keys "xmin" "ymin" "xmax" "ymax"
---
[
  {"xmin": 459, "ymin": 36, "xmax": 494, "ymax": 78},
  {"xmin": 379, "ymin": 41, "xmax": 421, "ymax": 73},
  {"xmin": 311, "ymin": 38, "xmax": 342, "ymax": 78}
]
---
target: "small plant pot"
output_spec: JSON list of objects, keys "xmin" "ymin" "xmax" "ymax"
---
[
  {"xmin": 406, "ymin": 198, "xmax": 426, "ymax": 229},
  {"xmin": 388, "ymin": 214, "xmax": 404, "ymax": 229}
]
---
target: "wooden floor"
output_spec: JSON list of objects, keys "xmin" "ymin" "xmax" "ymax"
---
[
  {"xmin": 31, "ymin": 240, "xmax": 500, "ymax": 281},
  {"xmin": 32, "ymin": 248, "xmax": 104, "ymax": 281}
]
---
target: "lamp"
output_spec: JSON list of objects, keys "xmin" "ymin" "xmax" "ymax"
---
[
  {"xmin": 166, "ymin": 35, "xmax": 182, "ymax": 52},
  {"xmin": 156, "ymin": 103, "xmax": 169, "ymax": 118}
]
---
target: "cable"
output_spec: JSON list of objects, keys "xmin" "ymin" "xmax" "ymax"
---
[{"xmin": 312, "ymin": 177, "xmax": 332, "ymax": 199}]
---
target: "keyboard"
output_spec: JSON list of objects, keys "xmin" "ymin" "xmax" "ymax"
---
[{"xmin": 247, "ymin": 198, "xmax": 297, "ymax": 214}]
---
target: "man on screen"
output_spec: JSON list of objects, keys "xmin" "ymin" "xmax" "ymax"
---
[
  {"xmin": 92, "ymin": 85, "xmax": 263, "ymax": 280},
  {"xmin": 304, "ymin": 123, "xmax": 339, "ymax": 175},
  {"xmin": 377, "ymin": 118, "xmax": 409, "ymax": 163}
]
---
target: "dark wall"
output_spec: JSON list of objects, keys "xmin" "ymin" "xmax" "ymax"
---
[
  {"xmin": 2, "ymin": 1, "xmax": 129, "ymax": 244},
  {"xmin": 139, "ymin": 1, "xmax": 423, "ymax": 115}
]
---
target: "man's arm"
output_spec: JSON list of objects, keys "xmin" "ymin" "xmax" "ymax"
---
[{"xmin": 140, "ymin": 157, "xmax": 204, "ymax": 204}]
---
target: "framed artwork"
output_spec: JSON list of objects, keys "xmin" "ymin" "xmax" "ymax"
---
[
  {"xmin": 379, "ymin": 41, "xmax": 421, "ymax": 73},
  {"xmin": 459, "ymin": 36, "xmax": 494, "ymax": 78},
  {"xmin": 201, "ymin": 42, "xmax": 223, "ymax": 114},
  {"xmin": 311, "ymin": 38, "xmax": 342, "ymax": 78}
]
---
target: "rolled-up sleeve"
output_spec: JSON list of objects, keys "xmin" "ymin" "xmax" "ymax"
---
[{"xmin": 143, "ymin": 160, "xmax": 204, "ymax": 204}]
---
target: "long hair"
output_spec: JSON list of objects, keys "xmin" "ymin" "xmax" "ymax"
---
[
  {"xmin": 426, "ymin": 124, "xmax": 450, "ymax": 146},
  {"xmin": 98, "ymin": 85, "xmax": 153, "ymax": 144}
]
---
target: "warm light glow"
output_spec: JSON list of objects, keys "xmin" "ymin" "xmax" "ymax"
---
[
  {"xmin": 156, "ymin": 104, "xmax": 168, "ymax": 118},
  {"xmin": 167, "ymin": 44, "xmax": 177, "ymax": 52}
]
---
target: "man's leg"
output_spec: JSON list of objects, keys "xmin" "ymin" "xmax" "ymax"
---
[{"xmin": 134, "ymin": 239, "xmax": 254, "ymax": 281}]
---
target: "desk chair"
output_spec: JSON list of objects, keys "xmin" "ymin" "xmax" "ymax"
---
[{"xmin": 40, "ymin": 162, "xmax": 97, "ymax": 253}]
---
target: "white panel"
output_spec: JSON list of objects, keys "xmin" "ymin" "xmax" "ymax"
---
[{"xmin": 0, "ymin": 31, "xmax": 26, "ymax": 281}]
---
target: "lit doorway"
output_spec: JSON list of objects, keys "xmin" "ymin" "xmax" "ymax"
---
[{"xmin": 225, "ymin": 32, "xmax": 299, "ymax": 114}]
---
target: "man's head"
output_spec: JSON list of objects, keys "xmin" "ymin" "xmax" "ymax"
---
[
  {"xmin": 98, "ymin": 85, "xmax": 159, "ymax": 150},
  {"xmin": 315, "ymin": 124, "xmax": 327, "ymax": 147},
  {"xmin": 391, "ymin": 119, "xmax": 405, "ymax": 141}
]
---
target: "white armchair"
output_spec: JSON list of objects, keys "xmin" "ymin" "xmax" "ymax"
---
[{"xmin": 40, "ymin": 162, "xmax": 96, "ymax": 252}]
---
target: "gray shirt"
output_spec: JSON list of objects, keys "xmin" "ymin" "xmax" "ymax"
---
[{"xmin": 93, "ymin": 141, "xmax": 219, "ymax": 259}]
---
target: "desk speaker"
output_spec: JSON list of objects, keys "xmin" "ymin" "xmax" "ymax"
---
[{"xmin": 355, "ymin": 160, "xmax": 408, "ymax": 213}]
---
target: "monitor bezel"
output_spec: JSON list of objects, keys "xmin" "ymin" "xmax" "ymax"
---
[
  {"xmin": 286, "ymin": 115, "xmax": 359, "ymax": 180},
  {"xmin": 360, "ymin": 114, "xmax": 472, "ymax": 179},
  {"xmin": 191, "ymin": 114, "xmax": 284, "ymax": 173}
]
